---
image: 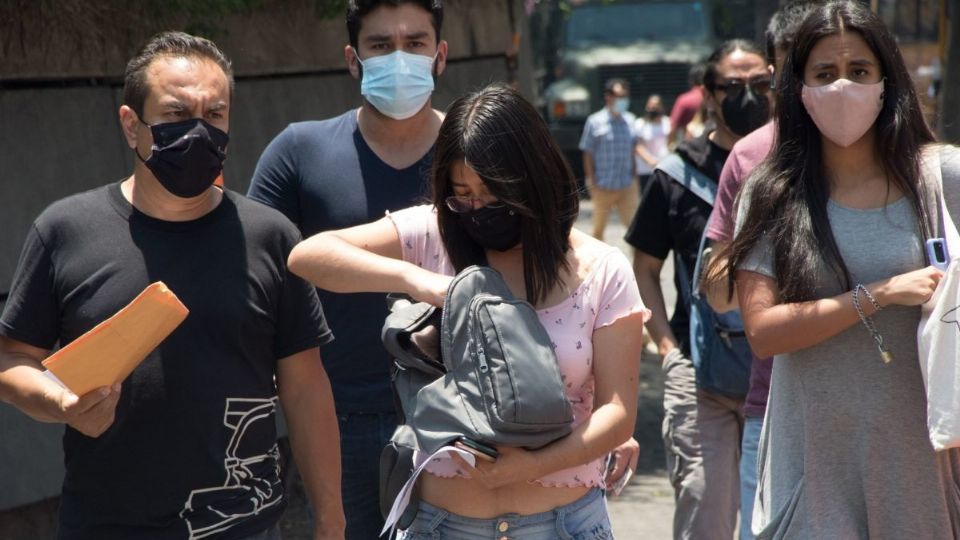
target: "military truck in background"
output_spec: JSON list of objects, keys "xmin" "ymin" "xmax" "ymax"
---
[{"xmin": 534, "ymin": 0, "xmax": 716, "ymax": 179}]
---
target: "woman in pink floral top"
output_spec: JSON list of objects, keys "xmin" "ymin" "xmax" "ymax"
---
[{"xmin": 289, "ymin": 84, "xmax": 649, "ymax": 539}]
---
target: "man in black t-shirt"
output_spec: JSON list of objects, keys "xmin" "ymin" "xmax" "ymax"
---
[
  {"xmin": 0, "ymin": 33, "xmax": 344, "ymax": 540},
  {"xmin": 247, "ymin": 2, "xmax": 447, "ymax": 537},
  {"xmin": 625, "ymin": 41, "xmax": 771, "ymax": 540}
]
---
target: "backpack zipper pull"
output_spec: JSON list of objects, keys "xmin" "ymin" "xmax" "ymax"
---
[{"xmin": 477, "ymin": 342, "xmax": 490, "ymax": 373}]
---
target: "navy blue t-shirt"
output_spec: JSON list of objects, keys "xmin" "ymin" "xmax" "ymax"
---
[{"xmin": 248, "ymin": 109, "xmax": 432, "ymax": 413}]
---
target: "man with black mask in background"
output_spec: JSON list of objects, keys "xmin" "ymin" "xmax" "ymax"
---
[
  {"xmin": 247, "ymin": 1, "xmax": 447, "ymax": 537},
  {"xmin": 625, "ymin": 39, "xmax": 771, "ymax": 540}
]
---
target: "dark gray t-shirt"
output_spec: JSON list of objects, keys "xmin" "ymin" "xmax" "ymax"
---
[
  {"xmin": 247, "ymin": 109, "xmax": 432, "ymax": 413},
  {"xmin": 0, "ymin": 184, "xmax": 330, "ymax": 539}
]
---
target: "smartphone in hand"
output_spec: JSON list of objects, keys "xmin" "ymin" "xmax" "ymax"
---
[
  {"xmin": 454, "ymin": 436, "xmax": 499, "ymax": 462},
  {"xmin": 927, "ymin": 238, "xmax": 950, "ymax": 271},
  {"xmin": 604, "ymin": 452, "xmax": 633, "ymax": 496}
]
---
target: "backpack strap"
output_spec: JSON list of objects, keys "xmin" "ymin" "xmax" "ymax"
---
[
  {"xmin": 655, "ymin": 153, "xmax": 717, "ymax": 206},
  {"xmin": 656, "ymin": 153, "xmax": 718, "ymax": 304}
]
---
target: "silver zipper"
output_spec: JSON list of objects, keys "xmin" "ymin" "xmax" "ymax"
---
[
  {"xmin": 470, "ymin": 295, "xmax": 493, "ymax": 373},
  {"xmin": 477, "ymin": 341, "xmax": 489, "ymax": 372}
]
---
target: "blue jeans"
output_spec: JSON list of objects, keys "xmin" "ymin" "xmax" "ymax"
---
[
  {"xmin": 337, "ymin": 411, "xmax": 398, "ymax": 540},
  {"xmin": 739, "ymin": 416, "xmax": 763, "ymax": 540},
  {"xmin": 397, "ymin": 488, "xmax": 613, "ymax": 539}
]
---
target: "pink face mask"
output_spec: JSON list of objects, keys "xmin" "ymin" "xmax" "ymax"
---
[{"xmin": 801, "ymin": 79, "xmax": 884, "ymax": 147}]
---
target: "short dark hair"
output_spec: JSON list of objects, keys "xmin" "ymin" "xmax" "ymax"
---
[
  {"xmin": 346, "ymin": 0, "xmax": 444, "ymax": 49},
  {"xmin": 603, "ymin": 78, "xmax": 629, "ymax": 95},
  {"xmin": 123, "ymin": 31, "xmax": 233, "ymax": 118},
  {"xmin": 688, "ymin": 64, "xmax": 705, "ymax": 87},
  {"xmin": 431, "ymin": 84, "xmax": 579, "ymax": 306},
  {"xmin": 765, "ymin": 0, "xmax": 818, "ymax": 65},
  {"xmin": 702, "ymin": 39, "xmax": 765, "ymax": 92}
]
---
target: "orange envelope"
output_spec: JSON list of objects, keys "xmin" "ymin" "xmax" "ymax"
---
[{"xmin": 42, "ymin": 282, "xmax": 189, "ymax": 396}]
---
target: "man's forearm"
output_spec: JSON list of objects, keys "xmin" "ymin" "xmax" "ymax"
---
[
  {"xmin": 0, "ymin": 363, "xmax": 63, "ymax": 423},
  {"xmin": 0, "ymin": 337, "xmax": 121, "ymax": 438},
  {"xmin": 582, "ymin": 152, "xmax": 595, "ymax": 185},
  {"xmin": 280, "ymin": 361, "xmax": 345, "ymax": 538},
  {"xmin": 634, "ymin": 270, "xmax": 679, "ymax": 356},
  {"xmin": 0, "ymin": 341, "xmax": 61, "ymax": 423}
]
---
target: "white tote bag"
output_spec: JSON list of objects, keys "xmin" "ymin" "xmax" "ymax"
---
[{"xmin": 918, "ymin": 146, "xmax": 960, "ymax": 451}]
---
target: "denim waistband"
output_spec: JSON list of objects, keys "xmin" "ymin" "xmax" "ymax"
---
[{"xmin": 417, "ymin": 487, "xmax": 604, "ymax": 527}]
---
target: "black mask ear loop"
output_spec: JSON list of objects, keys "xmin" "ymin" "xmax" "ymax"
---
[{"xmin": 132, "ymin": 111, "xmax": 153, "ymax": 164}]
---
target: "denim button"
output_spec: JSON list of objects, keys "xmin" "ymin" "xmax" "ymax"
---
[{"xmin": 498, "ymin": 521, "xmax": 509, "ymax": 532}]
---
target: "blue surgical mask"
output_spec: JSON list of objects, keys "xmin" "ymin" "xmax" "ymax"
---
[
  {"xmin": 357, "ymin": 50, "xmax": 437, "ymax": 120},
  {"xmin": 612, "ymin": 97, "xmax": 630, "ymax": 115}
]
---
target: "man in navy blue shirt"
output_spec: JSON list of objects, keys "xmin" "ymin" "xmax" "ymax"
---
[{"xmin": 247, "ymin": 1, "xmax": 447, "ymax": 537}]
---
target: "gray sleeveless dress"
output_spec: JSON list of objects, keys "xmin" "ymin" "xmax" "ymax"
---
[{"xmin": 741, "ymin": 193, "xmax": 960, "ymax": 539}]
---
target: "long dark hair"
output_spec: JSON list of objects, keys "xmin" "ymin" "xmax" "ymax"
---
[
  {"xmin": 725, "ymin": 0, "xmax": 935, "ymax": 302},
  {"xmin": 431, "ymin": 84, "xmax": 579, "ymax": 305}
]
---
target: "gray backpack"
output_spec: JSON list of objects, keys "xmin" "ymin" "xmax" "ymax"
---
[{"xmin": 379, "ymin": 265, "xmax": 574, "ymax": 524}]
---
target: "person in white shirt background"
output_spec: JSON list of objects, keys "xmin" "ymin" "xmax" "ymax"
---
[{"xmin": 633, "ymin": 94, "xmax": 671, "ymax": 191}]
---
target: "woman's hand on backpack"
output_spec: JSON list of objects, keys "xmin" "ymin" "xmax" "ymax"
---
[
  {"xmin": 870, "ymin": 266, "xmax": 944, "ymax": 308},
  {"xmin": 451, "ymin": 446, "xmax": 542, "ymax": 489},
  {"xmin": 404, "ymin": 268, "xmax": 453, "ymax": 307}
]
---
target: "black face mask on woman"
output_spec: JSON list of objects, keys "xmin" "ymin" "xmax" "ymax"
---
[
  {"xmin": 720, "ymin": 87, "xmax": 770, "ymax": 137},
  {"xmin": 458, "ymin": 204, "xmax": 522, "ymax": 251},
  {"xmin": 136, "ymin": 118, "xmax": 229, "ymax": 198}
]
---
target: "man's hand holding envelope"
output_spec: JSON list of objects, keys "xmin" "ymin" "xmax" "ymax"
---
[{"xmin": 29, "ymin": 282, "xmax": 189, "ymax": 437}]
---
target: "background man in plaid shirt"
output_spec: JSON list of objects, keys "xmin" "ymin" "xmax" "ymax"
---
[{"xmin": 579, "ymin": 77, "xmax": 638, "ymax": 241}]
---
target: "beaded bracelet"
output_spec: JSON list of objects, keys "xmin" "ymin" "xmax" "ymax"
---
[{"xmin": 852, "ymin": 283, "xmax": 893, "ymax": 364}]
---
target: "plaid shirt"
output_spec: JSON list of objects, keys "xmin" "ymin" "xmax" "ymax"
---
[{"xmin": 579, "ymin": 108, "xmax": 637, "ymax": 190}]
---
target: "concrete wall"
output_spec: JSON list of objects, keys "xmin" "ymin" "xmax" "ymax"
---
[{"xmin": 1, "ymin": 0, "xmax": 518, "ymax": 79}]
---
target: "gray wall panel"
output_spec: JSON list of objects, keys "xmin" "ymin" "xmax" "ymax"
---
[
  {"xmin": 1, "ymin": 87, "xmax": 130, "ymax": 292},
  {"xmin": 0, "ymin": 409, "xmax": 64, "ymax": 510}
]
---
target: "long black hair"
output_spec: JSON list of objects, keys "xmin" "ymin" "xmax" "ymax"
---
[
  {"xmin": 431, "ymin": 84, "xmax": 579, "ymax": 305},
  {"xmin": 725, "ymin": 0, "xmax": 935, "ymax": 303}
]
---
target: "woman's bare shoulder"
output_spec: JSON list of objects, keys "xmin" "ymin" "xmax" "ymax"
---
[{"xmin": 568, "ymin": 229, "xmax": 622, "ymax": 281}]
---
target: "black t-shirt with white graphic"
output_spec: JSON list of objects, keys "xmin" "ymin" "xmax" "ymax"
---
[{"xmin": 0, "ymin": 183, "xmax": 332, "ymax": 540}]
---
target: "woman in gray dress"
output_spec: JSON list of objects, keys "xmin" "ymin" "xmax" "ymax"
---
[{"xmin": 724, "ymin": 1, "xmax": 960, "ymax": 538}]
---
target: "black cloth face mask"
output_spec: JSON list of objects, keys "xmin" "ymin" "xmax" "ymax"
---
[
  {"xmin": 458, "ymin": 204, "xmax": 522, "ymax": 252},
  {"xmin": 136, "ymin": 118, "xmax": 229, "ymax": 198},
  {"xmin": 720, "ymin": 88, "xmax": 770, "ymax": 137}
]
